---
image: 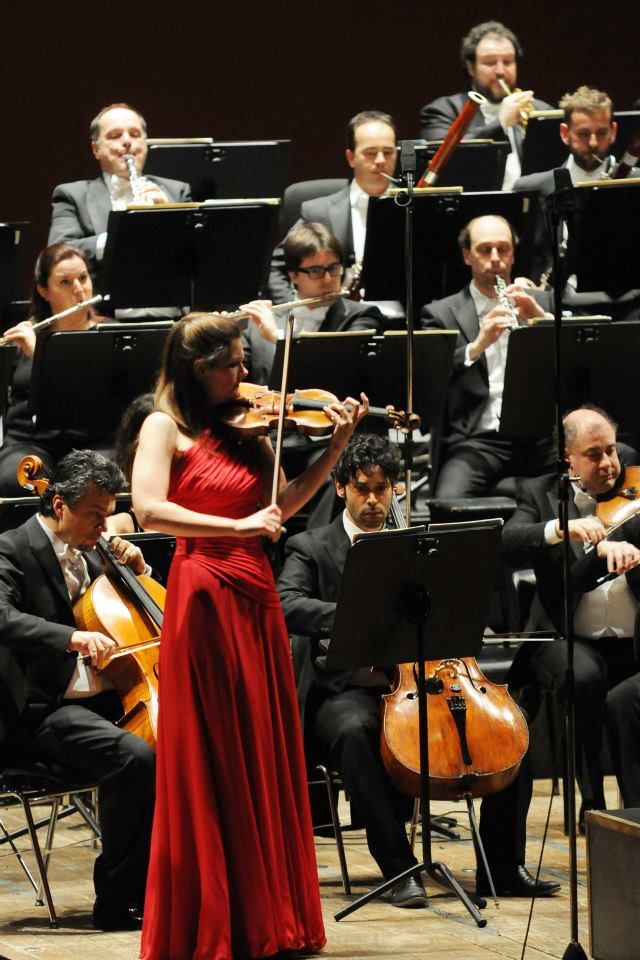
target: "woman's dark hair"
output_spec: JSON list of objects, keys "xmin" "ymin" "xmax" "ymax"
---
[
  {"xmin": 332, "ymin": 434, "xmax": 402, "ymax": 486},
  {"xmin": 31, "ymin": 243, "xmax": 91, "ymax": 324},
  {"xmin": 154, "ymin": 312, "xmax": 242, "ymax": 436},
  {"xmin": 113, "ymin": 393, "xmax": 156, "ymax": 485},
  {"xmin": 39, "ymin": 449, "xmax": 124, "ymax": 517}
]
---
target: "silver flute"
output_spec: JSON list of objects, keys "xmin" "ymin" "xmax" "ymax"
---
[{"xmin": 0, "ymin": 294, "xmax": 108, "ymax": 347}]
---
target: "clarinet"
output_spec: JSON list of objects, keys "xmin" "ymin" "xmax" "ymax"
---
[
  {"xmin": 124, "ymin": 154, "xmax": 149, "ymax": 204},
  {"xmin": 493, "ymin": 276, "xmax": 519, "ymax": 330}
]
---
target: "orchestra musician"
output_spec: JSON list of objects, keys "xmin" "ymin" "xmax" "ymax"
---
[
  {"xmin": 268, "ymin": 111, "xmax": 397, "ymax": 303},
  {"xmin": 419, "ymin": 21, "xmax": 552, "ymax": 190},
  {"xmin": 132, "ymin": 312, "xmax": 369, "ymax": 959},
  {"xmin": 277, "ymin": 433, "xmax": 560, "ymax": 902},
  {"xmin": 47, "ymin": 103, "xmax": 191, "ymax": 267},
  {"xmin": 514, "ymin": 85, "xmax": 640, "ymax": 312},
  {"xmin": 0, "ymin": 449, "xmax": 154, "ymax": 930},
  {"xmin": 0, "ymin": 243, "xmax": 107, "ymax": 496},
  {"xmin": 503, "ymin": 406, "xmax": 640, "ymax": 824},
  {"xmin": 420, "ymin": 214, "xmax": 556, "ymax": 497}
]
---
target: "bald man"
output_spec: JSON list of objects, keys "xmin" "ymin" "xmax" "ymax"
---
[
  {"xmin": 503, "ymin": 406, "xmax": 640, "ymax": 822},
  {"xmin": 421, "ymin": 214, "xmax": 555, "ymax": 497}
]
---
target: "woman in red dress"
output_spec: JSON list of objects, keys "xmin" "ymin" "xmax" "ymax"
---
[{"xmin": 133, "ymin": 312, "xmax": 367, "ymax": 960}]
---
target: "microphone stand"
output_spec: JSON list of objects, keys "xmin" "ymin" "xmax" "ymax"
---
[{"xmin": 546, "ymin": 169, "xmax": 589, "ymax": 960}]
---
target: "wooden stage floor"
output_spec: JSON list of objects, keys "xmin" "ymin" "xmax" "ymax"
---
[{"xmin": 0, "ymin": 778, "xmax": 609, "ymax": 960}]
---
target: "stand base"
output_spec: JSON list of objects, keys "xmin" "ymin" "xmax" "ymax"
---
[
  {"xmin": 562, "ymin": 942, "xmax": 589, "ymax": 960},
  {"xmin": 334, "ymin": 859, "xmax": 487, "ymax": 926}
]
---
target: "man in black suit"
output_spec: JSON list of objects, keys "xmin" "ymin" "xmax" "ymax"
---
[
  {"xmin": 0, "ymin": 449, "xmax": 155, "ymax": 930},
  {"xmin": 503, "ymin": 406, "xmax": 640, "ymax": 817},
  {"xmin": 419, "ymin": 21, "xmax": 551, "ymax": 190},
  {"xmin": 278, "ymin": 434, "xmax": 560, "ymax": 903},
  {"xmin": 244, "ymin": 222, "xmax": 384, "ymax": 386},
  {"xmin": 268, "ymin": 111, "xmax": 397, "ymax": 303},
  {"xmin": 48, "ymin": 103, "xmax": 191, "ymax": 267},
  {"xmin": 514, "ymin": 86, "xmax": 640, "ymax": 301},
  {"xmin": 421, "ymin": 214, "xmax": 555, "ymax": 497}
]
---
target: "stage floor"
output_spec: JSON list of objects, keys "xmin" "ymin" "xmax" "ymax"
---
[{"xmin": 0, "ymin": 778, "xmax": 610, "ymax": 960}]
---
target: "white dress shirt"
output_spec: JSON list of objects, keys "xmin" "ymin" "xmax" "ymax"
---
[
  {"xmin": 464, "ymin": 282, "xmax": 511, "ymax": 431},
  {"xmin": 479, "ymin": 100, "xmax": 521, "ymax": 190}
]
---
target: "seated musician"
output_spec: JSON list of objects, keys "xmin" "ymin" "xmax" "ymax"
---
[
  {"xmin": 47, "ymin": 103, "xmax": 191, "ymax": 268},
  {"xmin": 515, "ymin": 85, "xmax": 640, "ymax": 317},
  {"xmin": 419, "ymin": 21, "xmax": 552, "ymax": 190},
  {"xmin": 0, "ymin": 243, "xmax": 108, "ymax": 496},
  {"xmin": 243, "ymin": 221, "xmax": 385, "ymax": 387},
  {"xmin": 0, "ymin": 449, "xmax": 154, "ymax": 930},
  {"xmin": 268, "ymin": 112, "xmax": 397, "ymax": 303},
  {"xmin": 503, "ymin": 406, "xmax": 640, "ymax": 825},
  {"xmin": 277, "ymin": 433, "xmax": 560, "ymax": 902},
  {"xmin": 420, "ymin": 214, "xmax": 555, "ymax": 498}
]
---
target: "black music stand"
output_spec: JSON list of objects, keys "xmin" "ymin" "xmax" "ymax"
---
[
  {"xmin": 28, "ymin": 324, "xmax": 171, "ymax": 438},
  {"xmin": 361, "ymin": 191, "xmax": 540, "ymax": 307},
  {"xmin": 416, "ymin": 141, "xmax": 510, "ymax": 191},
  {"xmin": 145, "ymin": 140, "xmax": 290, "ymax": 202},
  {"xmin": 570, "ymin": 181, "xmax": 640, "ymax": 296},
  {"xmin": 499, "ymin": 321, "xmax": 640, "ymax": 439},
  {"xmin": 0, "ymin": 222, "xmax": 29, "ymax": 325},
  {"xmin": 100, "ymin": 200, "xmax": 279, "ymax": 309},
  {"xmin": 325, "ymin": 522, "xmax": 502, "ymax": 925},
  {"xmin": 268, "ymin": 330, "xmax": 457, "ymax": 433}
]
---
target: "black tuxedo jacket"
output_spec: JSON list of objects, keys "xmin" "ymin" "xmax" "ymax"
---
[
  {"xmin": 0, "ymin": 515, "xmax": 102, "ymax": 718},
  {"xmin": 419, "ymin": 92, "xmax": 552, "ymax": 141},
  {"xmin": 48, "ymin": 174, "xmax": 192, "ymax": 264},
  {"xmin": 420, "ymin": 285, "xmax": 553, "ymax": 449},
  {"xmin": 242, "ymin": 298, "xmax": 384, "ymax": 386},
  {"xmin": 277, "ymin": 515, "xmax": 354, "ymax": 726},
  {"xmin": 268, "ymin": 185, "xmax": 354, "ymax": 303}
]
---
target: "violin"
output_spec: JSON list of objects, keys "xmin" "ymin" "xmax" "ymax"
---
[
  {"xmin": 595, "ymin": 464, "xmax": 640, "ymax": 534},
  {"xmin": 216, "ymin": 382, "xmax": 414, "ymax": 438},
  {"xmin": 17, "ymin": 455, "xmax": 164, "ymax": 750},
  {"xmin": 379, "ymin": 495, "xmax": 529, "ymax": 801}
]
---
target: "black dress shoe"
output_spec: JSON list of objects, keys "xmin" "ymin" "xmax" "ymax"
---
[
  {"xmin": 477, "ymin": 866, "xmax": 560, "ymax": 898},
  {"xmin": 93, "ymin": 899, "xmax": 143, "ymax": 931},
  {"xmin": 385, "ymin": 875, "xmax": 428, "ymax": 908}
]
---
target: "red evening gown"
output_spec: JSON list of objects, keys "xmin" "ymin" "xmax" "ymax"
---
[{"xmin": 140, "ymin": 435, "xmax": 325, "ymax": 960}]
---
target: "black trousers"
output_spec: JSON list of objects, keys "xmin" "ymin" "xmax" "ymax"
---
[
  {"xmin": 313, "ymin": 686, "xmax": 416, "ymax": 880},
  {"xmin": 31, "ymin": 691, "xmax": 154, "ymax": 909},
  {"xmin": 435, "ymin": 433, "xmax": 557, "ymax": 498},
  {"xmin": 607, "ymin": 672, "xmax": 640, "ymax": 807},
  {"xmin": 529, "ymin": 637, "xmax": 637, "ymax": 807}
]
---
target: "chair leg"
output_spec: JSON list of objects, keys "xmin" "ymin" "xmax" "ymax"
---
[
  {"xmin": 316, "ymin": 765, "xmax": 351, "ymax": 895},
  {"xmin": 35, "ymin": 797, "xmax": 61, "ymax": 907},
  {"xmin": 409, "ymin": 798, "xmax": 420, "ymax": 852},
  {"xmin": 70, "ymin": 792, "xmax": 101, "ymax": 841},
  {"xmin": 20, "ymin": 799, "xmax": 59, "ymax": 928},
  {"xmin": 0, "ymin": 814, "xmax": 40, "ymax": 893}
]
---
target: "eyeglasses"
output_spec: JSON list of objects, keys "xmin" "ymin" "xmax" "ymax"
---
[{"xmin": 296, "ymin": 262, "xmax": 344, "ymax": 280}]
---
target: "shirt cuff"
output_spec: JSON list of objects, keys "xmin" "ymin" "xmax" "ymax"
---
[
  {"xmin": 544, "ymin": 519, "xmax": 562, "ymax": 544},
  {"xmin": 464, "ymin": 343, "xmax": 478, "ymax": 366},
  {"xmin": 95, "ymin": 232, "xmax": 108, "ymax": 261}
]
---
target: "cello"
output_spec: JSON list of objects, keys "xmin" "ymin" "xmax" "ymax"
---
[
  {"xmin": 380, "ymin": 494, "xmax": 529, "ymax": 801},
  {"xmin": 17, "ymin": 455, "xmax": 164, "ymax": 749}
]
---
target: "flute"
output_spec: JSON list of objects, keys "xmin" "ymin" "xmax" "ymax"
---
[{"xmin": 0, "ymin": 294, "xmax": 108, "ymax": 347}]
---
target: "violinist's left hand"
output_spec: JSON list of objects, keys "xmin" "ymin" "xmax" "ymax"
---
[
  {"xmin": 325, "ymin": 393, "xmax": 369, "ymax": 451},
  {"xmin": 108, "ymin": 536, "xmax": 147, "ymax": 575}
]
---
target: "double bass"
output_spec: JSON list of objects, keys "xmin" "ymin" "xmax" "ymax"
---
[
  {"xmin": 17, "ymin": 455, "xmax": 164, "ymax": 749},
  {"xmin": 380, "ymin": 495, "xmax": 529, "ymax": 801}
]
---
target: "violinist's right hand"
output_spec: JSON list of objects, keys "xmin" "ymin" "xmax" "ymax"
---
[
  {"xmin": 234, "ymin": 504, "xmax": 283, "ymax": 542},
  {"xmin": 2, "ymin": 321, "xmax": 36, "ymax": 358},
  {"xmin": 67, "ymin": 630, "xmax": 117, "ymax": 668}
]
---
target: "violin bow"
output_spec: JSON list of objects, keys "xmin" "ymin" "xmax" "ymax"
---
[{"xmin": 270, "ymin": 312, "xmax": 295, "ymax": 505}]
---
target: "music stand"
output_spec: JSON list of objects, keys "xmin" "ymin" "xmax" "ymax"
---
[
  {"xmin": 417, "ymin": 141, "xmax": 510, "ymax": 191},
  {"xmin": 570, "ymin": 181, "xmax": 640, "ymax": 296},
  {"xmin": 361, "ymin": 191, "xmax": 540, "ymax": 307},
  {"xmin": 499, "ymin": 321, "xmax": 640, "ymax": 438},
  {"xmin": 0, "ymin": 222, "xmax": 29, "ymax": 325},
  {"xmin": 325, "ymin": 522, "xmax": 502, "ymax": 924},
  {"xmin": 268, "ymin": 330, "xmax": 457, "ymax": 432},
  {"xmin": 145, "ymin": 139, "xmax": 290, "ymax": 202},
  {"xmin": 100, "ymin": 200, "xmax": 279, "ymax": 309},
  {"xmin": 521, "ymin": 109, "xmax": 640, "ymax": 177},
  {"xmin": 29, "ymin": 324, "xmax": 171, "ymax": 438}
]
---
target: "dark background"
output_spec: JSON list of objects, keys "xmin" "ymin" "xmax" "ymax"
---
[{"xmin": 1, "ymin": 1, "xmax": 636, "ymax": 297}]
